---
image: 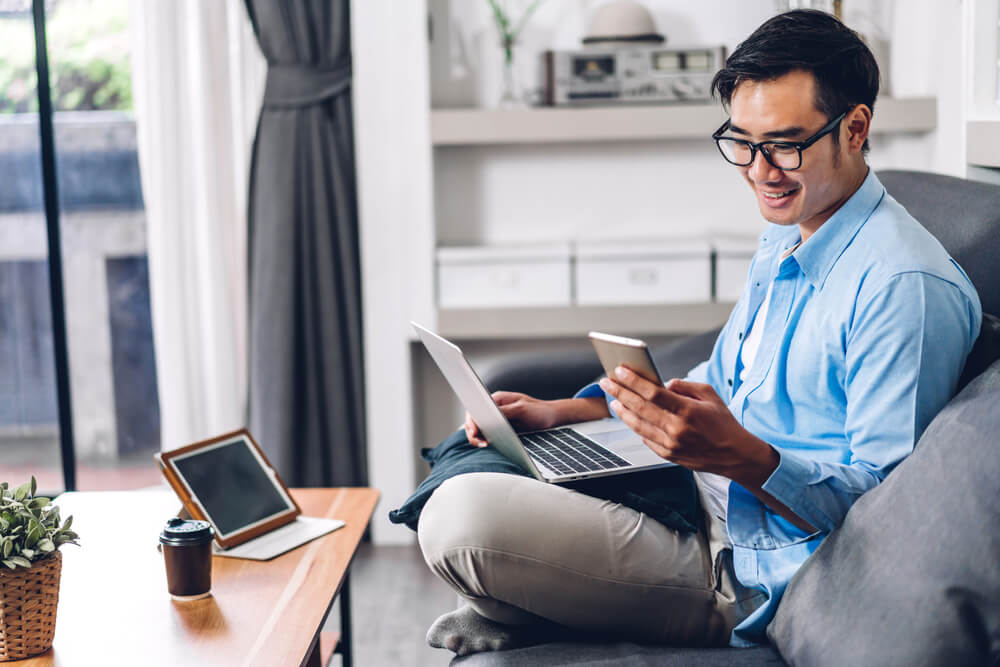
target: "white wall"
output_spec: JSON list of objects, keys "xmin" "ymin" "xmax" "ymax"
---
[
  {"xmin": 431, "ymin": 0, "xmax": 967, "ymax": 256},
  {"xmin": 873, "ymin": 0, "xmax": 966, "ymax": 176}
]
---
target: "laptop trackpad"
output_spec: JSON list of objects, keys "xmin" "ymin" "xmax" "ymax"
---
[{"xmin": 584, "ymin": 428, "xmax": 674, "ymax": 467}]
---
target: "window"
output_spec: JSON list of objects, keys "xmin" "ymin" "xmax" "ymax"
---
[{"xmin": 0, "ymin": 0, "xmax": 161, "ymax": 492}]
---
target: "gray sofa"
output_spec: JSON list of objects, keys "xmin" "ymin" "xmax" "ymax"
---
[{"xmin": 455, "ymin": 170, "xmax": 1000, "ymax": 666}]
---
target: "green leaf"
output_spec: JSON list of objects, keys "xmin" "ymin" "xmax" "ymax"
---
[
  {"xmin": 29, "ymin": 476, "xmax": 36, "ymax": 497},
  {"xmin": 13, "ymin": 482, "xmax": 29, "ymax": 502},
  {"xmin": 20, "ymin": 548, "xmax": 34, "ymax": 560},
  {"xmin": 37, "ymin": 539, "xmax": 54, "ymax": 553},
  {"xmin": 9, "ymin": 556, "xmax": 31, "ymax": 568},
  {"xmin": 63, "ymin": 515, "xmax": 73, "ymax": 531},
  {"xmin": 26, "ymin": 521, "xmax": 43, "ymax": 548},
  {"xmin": 29, "ymin": 497, "xmax": 50, "ymax": 509},
  {"xmin": 2, "ymin": 560, "xmax": 16, "ymax": 570},
  {"xmin": 2, "ymin": 539, "xmax": 11, "ymax": 558}
]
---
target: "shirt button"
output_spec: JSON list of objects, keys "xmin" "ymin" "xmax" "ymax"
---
[
  {"xmin": 738, "ymin": 332, "xmax": 743, "ymax": 340},
  {"xmin": 727, "ymin": 378, "xmax": 733, "ymax": 386}
]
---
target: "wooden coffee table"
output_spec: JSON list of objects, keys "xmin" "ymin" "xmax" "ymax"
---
[{"xmin": 19, "ymin": 487, "xmax": 378, "ymax": 666}]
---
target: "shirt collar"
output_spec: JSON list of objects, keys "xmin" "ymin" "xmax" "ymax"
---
[{"xmin": 788, "ymin": 168, "xmax": 886, "ymax": 289}]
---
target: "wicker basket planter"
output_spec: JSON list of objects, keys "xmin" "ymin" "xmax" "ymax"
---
[{"xmin": 0, "ymin": 551, "xmax": 62, "ymax": 661}]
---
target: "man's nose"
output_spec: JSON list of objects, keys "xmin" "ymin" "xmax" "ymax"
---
[{"xmin": 747, "ymin": 148, "xmax": 783, "ymax": 183}]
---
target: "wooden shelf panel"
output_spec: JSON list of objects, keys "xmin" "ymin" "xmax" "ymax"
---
[
  {"xmin": 437, "ymin": 302, "xmax": 735, "ymax": 340},
  {"xmin": 431, "ymin": 97, "xmax": 937, "ymax": 146}
]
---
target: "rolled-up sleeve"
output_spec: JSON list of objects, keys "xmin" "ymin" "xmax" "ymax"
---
[{"xmin": 761, "ymin": 272, "xmax": 980, "ymax": 532}]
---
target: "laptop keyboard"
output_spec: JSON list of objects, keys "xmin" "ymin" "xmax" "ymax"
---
[{"xmin": 520, "ymin": 428, "xmax": 630, "ymax": 476}]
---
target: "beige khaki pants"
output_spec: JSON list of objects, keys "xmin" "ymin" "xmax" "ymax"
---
[{"xmin": 418, "ymin": 472, "xmax": 763, "ymax": 646}]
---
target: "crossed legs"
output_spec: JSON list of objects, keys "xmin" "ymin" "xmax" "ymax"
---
[{"xmin": 418, "ymin": 473, "xmax": 756, "ymax": 653}]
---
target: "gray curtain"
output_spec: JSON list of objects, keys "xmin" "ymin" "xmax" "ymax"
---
[{"xmin": 244, "ymin": 0, "xmax": 367, "ymax": 487}]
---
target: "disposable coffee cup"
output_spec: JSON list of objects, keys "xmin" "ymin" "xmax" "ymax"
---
[{"xmin": 159, "ymin": 517, "xmax": 214, "ymax": 601}]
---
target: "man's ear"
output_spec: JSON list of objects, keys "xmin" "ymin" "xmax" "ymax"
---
[{"xmin": 844, "ymin": 104, "xmax": 872, "ymax": 152}]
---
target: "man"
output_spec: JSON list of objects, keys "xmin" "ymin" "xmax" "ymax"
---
[{"xmin": 418, "ymin": 9, "xmax": 982, "ymax": 654}]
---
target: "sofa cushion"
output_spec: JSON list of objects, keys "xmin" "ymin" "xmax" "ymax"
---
[
  {"xmin": 878, "ymin": 170, "xmax": 1000, "ymax": 316},
  {"xmin": 959, "ymin": 312, "xmax": 1000, "ymax": 391},
  {"xmin": 767, "ymin": 359, "xmax": 1000, "ymax": 666}
]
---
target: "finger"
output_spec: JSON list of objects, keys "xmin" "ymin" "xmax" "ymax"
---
[
  {"xmin": 599, "ymin": 376, "xmax": 622, "ymax": 397},
  {"xmin": 665, "ymin": 378, "xmax": 718, "ymax": 402},
  {"xmin": 612, "ymin": 365, "xmax": 662, "ymax": 401},
  {"xmin": 614, "ymin": 366, "xmax": 692, "ymax": 414},
  {"xmin": 610, "ymin": 379, "xmax": 685, "ymax": 432},
  {"xmin": 612, "ymin": 367, "xmax": 689, "ymax": 415},
  {"xmin": 491, "ymin": 391, "xmax": 524, "ymax": 406},
  {"xmin": 497, "ymin": 402, "xmax": 521, "ymax": 422},
  {"xmin": 464, "ymin": 414, "xmax": 488, "ymax": 448}
]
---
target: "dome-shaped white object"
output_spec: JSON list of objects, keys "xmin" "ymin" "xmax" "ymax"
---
[{"xmin": 583, "ymin": 0, "xmax": 665, "ymax": 45}]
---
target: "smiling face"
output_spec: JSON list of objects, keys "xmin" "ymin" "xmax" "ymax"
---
[{"xmin": 728, "ymin": 69, "xmax": 870, "ymax": 240}]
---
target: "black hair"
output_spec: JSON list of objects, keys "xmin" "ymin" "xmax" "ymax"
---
[{"xmin": 711, "ymin": 9, "xmax": 879, "ymax": 152}]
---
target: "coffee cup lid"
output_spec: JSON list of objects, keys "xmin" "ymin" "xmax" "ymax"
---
[{"xmin": 160, "ymin": 517, "xmax": 214, "ymax": 545}]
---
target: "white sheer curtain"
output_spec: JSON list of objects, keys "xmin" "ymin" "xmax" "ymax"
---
[{"xmin": 130, "ymin": 0, "xmax": 266, "ymax": 451}]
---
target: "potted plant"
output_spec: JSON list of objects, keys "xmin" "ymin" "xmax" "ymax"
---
[
  {"xmin": 486, "ymin": 0, "xmax": 546, "ymax": 106},
  {"xmin": 0, "ymin": 478, "xmax": 79, "ymax": 661}
]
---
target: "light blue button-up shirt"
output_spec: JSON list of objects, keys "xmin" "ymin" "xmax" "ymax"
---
[{"xmin": 577, "ymin": 170, "xmax": 982, "ymax": 646}]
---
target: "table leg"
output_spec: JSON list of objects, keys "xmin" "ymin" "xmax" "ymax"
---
[{"xmin": 338, "ymin": 573, "xmax": 353, "ymax": 667}]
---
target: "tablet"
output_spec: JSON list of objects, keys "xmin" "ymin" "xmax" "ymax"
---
[{"xmin": 155, "ymin": 429, "xmax": 302, "ymax": 550}]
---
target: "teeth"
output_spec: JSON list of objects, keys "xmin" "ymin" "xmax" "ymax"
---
[{"xmin": 763, "ymin": 190, "xmax": 795, "ymax": 199}]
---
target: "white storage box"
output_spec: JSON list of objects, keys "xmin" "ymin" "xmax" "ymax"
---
[
  {"xmin": 574, "ymin": 239, "xmax": 711, "ymax": 306},
  {"xmin": 437, "ymin": 243, "xmax": 572, "ymax": 308},
  {"xmin": 713, "ymin": 236, "xmax": 759, "ymax": 302}
]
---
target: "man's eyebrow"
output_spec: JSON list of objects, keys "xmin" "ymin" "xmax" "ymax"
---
[{"xmin": 728, "ymin": 123, "xmax": 808, "ymax": 140}]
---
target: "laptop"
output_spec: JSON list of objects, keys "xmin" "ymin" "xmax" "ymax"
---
[
  {"xmin": 412, "ymin": 322, "xmax": 674, "ymax": 483},
  {"xmin": 155, "ymin": 429, "xmax": 344, "ymax": 560}
]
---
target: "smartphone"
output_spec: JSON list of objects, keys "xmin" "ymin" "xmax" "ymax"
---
[{"xmin": 588, "ymin": 331, "xmax": 664, "ymax": 385}]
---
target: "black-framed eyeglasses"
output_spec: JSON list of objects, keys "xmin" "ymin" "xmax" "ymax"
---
[{"xmin": 712, "ymin": 111, "xmax": 847, "ymax": 171}]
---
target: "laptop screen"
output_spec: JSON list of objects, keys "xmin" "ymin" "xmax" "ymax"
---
[{"xmin": 171, "ymin": 435, "xmax": 295, "ymax": 538}]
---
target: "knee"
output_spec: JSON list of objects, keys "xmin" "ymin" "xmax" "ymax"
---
[
  {"xmin": 417, "ymin": 473, "xmax": 499, "ymax": 566},
  {"xmin": 417, "ymin": 474, "xmax": 482, "ymax": 567}
]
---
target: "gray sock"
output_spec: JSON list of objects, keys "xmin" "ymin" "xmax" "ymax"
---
[{"xmin": 426, "ymin": 605, "xmax": 541, "ymax": 656}]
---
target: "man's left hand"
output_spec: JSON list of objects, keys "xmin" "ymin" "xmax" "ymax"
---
[{"xmin": 599, "ymin": 366, "xmax": 778, "ymax": 487}]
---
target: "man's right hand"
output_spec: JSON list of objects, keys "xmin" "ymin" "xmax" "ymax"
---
[{"xmin": 464, "ymin": 393, "xmax": 612, "ymax": 448}]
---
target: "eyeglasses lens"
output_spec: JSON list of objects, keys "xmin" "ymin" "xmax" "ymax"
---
[{"xmin": 717, "ymin": 139, "xmax": 801, "ymax": 170}]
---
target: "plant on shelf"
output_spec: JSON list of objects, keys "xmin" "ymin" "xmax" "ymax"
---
[
  {"xmin": 486, "ymin": 0, "xmax": 546, "ymax": 107},
  {"xmin": 0, "ymin": 477, "xmax": 80, "ymax": 661}
]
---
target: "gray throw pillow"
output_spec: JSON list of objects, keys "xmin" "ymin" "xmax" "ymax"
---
[{"xmin": 768, "ymin": 359, "xmax": 1000, "ymax": 666}]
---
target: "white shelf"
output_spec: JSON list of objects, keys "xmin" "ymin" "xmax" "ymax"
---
[
  {"xmin": 431, "ymin": 97, "xmax": 938, "ymax": 146},
  {"xmin": 437, "ymin": 302, "xmax": 735, "ymax": 340},
  {"xmin": 967, "ymin": 120, "xmax": 1000, "ymax": 167}
]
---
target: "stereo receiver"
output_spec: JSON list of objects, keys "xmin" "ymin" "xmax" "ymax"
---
[{"xmin": 542, "ymin": 45, "xmax": 726, "ymax": 106}]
